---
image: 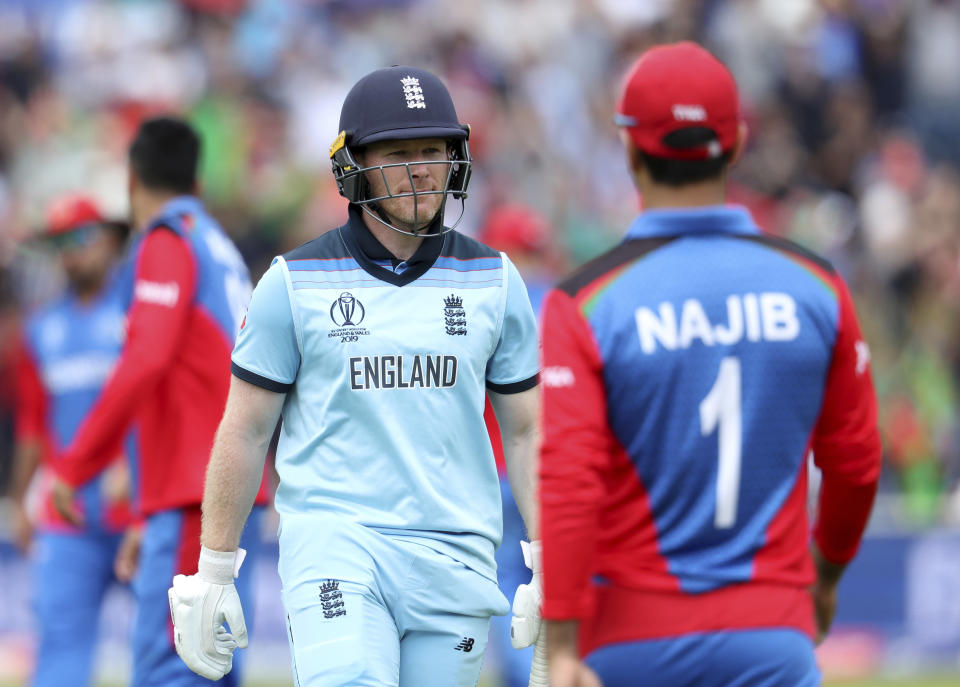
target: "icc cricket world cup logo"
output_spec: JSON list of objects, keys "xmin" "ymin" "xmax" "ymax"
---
[{"xmin": 330, "ymin": 292, "xmax": 365, "ymax": 327}]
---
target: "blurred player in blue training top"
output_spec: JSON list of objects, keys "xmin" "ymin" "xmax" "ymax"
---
[
  {"xmin": 13, "ymin": 194, "xmax": 134, "ymax": 687},
  {"xmin": 49, "ymin": 117, "xmax": 270, "ymax": 687},
  {"xmin": 168, "ymin": 66, "xmax": 542, "ymax": 687},
  {"xmin": 539, "ymin": 42, "xmax": 882, "ymax": 687}
]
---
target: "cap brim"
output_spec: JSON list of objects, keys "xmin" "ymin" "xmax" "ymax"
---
[{"xmin": 354, "ymin": 125, "xmax": 467, "ymax": 146}]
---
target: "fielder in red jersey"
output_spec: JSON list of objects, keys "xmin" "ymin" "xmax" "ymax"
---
[
  {"xmin": 539, "ymin": 43, "xmax": 882, "ymax": 687},
  {"xmin": 50, "ymin": 117, "xmax": 269, "ymax": 687}
]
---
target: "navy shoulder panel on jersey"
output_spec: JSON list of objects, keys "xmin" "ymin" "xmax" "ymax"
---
[
  {"xmin": 442, "ymin": 230, "xmax": 501, "ymax": 260},
  {"xmin": 559, "ymin": 237, "xmax": 676, "ymax": 297},
  {"xmin": 736, "ymin": 234, "xmax": 836, "ymax": 275},
  {"xmin": 558, "ymin": 233, "xmax": 834, "ymax": 300},
  {"xmin": 282, "ymin": 226, "xmax": 351, "ymax": 262}
]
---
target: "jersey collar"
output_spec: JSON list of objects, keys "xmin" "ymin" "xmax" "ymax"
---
[
  {"xmin": 340, "ymin": 204, "xmax": 446, "ymax": 286},
  {"xmin": 624, "ymin": 205, "xmax": 760, "ymax": 240},
  {"xmin": 158, "ymin": 195, "xmax": 204, "ymax": 217},
  {"xmin": 147, "ymin": 195, "xmax": 204, "ymax": 231}
]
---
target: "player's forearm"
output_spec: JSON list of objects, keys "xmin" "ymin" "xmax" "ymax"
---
[
  {"xmin": 492, "ymin": 386, "xmax": 542, "ymax": 540},
  {"xmin": 502, "ymin": 421, "xmax": 540, "ymax": 540},
  {"xmin": 811, "ymin": 541, "xmax": 846, "ymax": 586},
  {"xmin": 200, "ymin": 422, "xmax": 270, "ymax": 552},
  {"xmin": 200, "ymin": 376, "xmax": 283, "ymax": 552},
  {"xmin": 10, "ymin": 440, "xmax": 42, "ymax": 503},
  {"xmin": 545, "ymin": 619, "xmax": 580, "ymax": 660},
  {"xmin": 813, "ymin": 469, "xmax": 878, "ymax": 565}
]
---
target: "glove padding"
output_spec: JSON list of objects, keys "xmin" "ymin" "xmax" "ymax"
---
[
  {"xmin": 510, "ymin": 540, "xmax": 542, "ymax": 650},
  {"xmin": 168, "ymin": 547, "xmax": 248, "ymax": 681}
]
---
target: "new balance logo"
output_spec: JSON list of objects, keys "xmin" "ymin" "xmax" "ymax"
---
[{"xmin": 454, "ymin": 637, "xmax": 475, "ymax": 652}]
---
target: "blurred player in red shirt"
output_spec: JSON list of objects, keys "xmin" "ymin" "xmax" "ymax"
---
[
  {"xmin": 13, "ymin": 194, "xmax": 133, "ymax": 687},
  {"xmin": 49, "ymin": 117, "xmax": 269, "ymax": 687},
  {"xmin": 539, "ymin": 43, "xmax": 882, "ymax": 686}
]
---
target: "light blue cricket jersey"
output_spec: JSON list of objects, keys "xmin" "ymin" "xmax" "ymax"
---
[{"xmin": 231, "ymin": 206, "xmax": 540, "ymax": 580}]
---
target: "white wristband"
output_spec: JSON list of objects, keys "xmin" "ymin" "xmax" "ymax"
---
[
  {"xmin": 521, "ymin": 540, "xmax": 542, "ymax": 575},
  {"xmin": 197, "ymin": 546, "xmax": 246, "ymax": 585}
]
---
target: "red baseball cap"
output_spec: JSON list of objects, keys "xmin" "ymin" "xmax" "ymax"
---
[
  {"xmin": 478, "ymin": 204, "xmax": 552, "ymax": 256},
  {"xmin": 615, "ymin": 42, "xmax": 741, "ymax": 161},
  {"xmin": 45, "ymin": 193, "xmax": 105, "ymax": 236}
]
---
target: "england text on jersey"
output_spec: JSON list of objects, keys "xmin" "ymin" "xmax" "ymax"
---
[{"xmin": 349, "ymin": 355, "xmax": 458, "ymax": 390}]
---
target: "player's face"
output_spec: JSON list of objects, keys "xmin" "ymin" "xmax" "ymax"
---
[
  {"xmin": 359, "ymin": 138, "xmax": 451, "ymax": 232},
  {"xmin": 57, "ymin": 225, "xmax": 117, "ymax": 293}
]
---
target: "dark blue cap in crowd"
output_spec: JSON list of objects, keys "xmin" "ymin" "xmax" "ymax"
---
[{"xmin": 339, "ymin": 66, "xmax": 469, "ymax": 146}]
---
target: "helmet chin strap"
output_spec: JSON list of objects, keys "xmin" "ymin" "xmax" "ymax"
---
[{"xmin": 360, "ymin": 194, "xmax": 467, "ymax": 239}]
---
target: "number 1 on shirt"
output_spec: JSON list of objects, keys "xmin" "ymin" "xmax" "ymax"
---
[{"xmin": 699, "ymin": 356, "xmax": 742, "ymax": 529}]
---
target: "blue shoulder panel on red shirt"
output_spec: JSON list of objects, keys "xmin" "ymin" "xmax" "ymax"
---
[{"xmin": 141, "ymin": 196, "xmax": 252, "ymax": 341}]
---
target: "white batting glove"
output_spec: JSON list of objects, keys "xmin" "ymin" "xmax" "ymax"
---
[
  {"xmin": 510, "ymin": 540, "xmax": 543, "ymax": 649},
  {"xmin": 168, "ymin": 546, "xmax": 248, "ymax": 681}
]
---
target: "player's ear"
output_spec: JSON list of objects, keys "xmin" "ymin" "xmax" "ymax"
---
[
  {"xmin": 619, "ymin": 130, "xmax": 645, "ymax": 186},
  {"xmin": 729, "ymin": 121, "xmax": 748, "ymax": 167},
  {"xmin": 352, "ymin": 144, "xmax": 367, "ymax": 167}
]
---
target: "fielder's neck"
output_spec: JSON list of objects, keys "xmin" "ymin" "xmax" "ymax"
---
[
  {"xmin": 635, "ymin": 176, "xmax": 727, "ymax": 210},
  {"xmin": 131, "ymin": 190, "xmax": 187, "ymax": 233}
]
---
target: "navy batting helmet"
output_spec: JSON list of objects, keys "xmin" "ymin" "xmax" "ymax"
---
[{"xmin": 329, "ymin": 66, "xmax": 472, "ymax": 232}]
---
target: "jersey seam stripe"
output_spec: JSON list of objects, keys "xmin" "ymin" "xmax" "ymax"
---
[
  {"xmin": 290, "ymin": 277, "xmax": 502, "ymax": 285},
  {"xmin": 286, "ymin": 256, "xmax": 356, "ymax": 262},
  {"xmin": 417, "ymin": 277, "xmax": 502, "ymax": 283},
  {"xmin": 230, "ymin": 361, "xmax": 293, "ymax": 392},
  {"xmin": 287, "ymin": 265, "xmax": 502, "ymax": 274},
  {"xmin": 291, "ymin": 278, "xmax": 382, "ymax": 284},
  {"xmin": 578, "ymin": 261, "xmax": 637, "ymax": 318},
  {"xmin": 290, "ymin": 284, "xmax": 501, "ymax": 291},
  {"xmin": 287, "ymin": 267, "xmax": 366, "ymax": 273},
  {"xmin": 435, "ymin": 255, "xmax": 501, "ymax": 262},
  {"xmin": 275, "ymin": 257, "xmax": 306, "ymax": 357},
  {"xmin": 430, "ymin": 266, "xmax": 503, "ymax": 272},
  {"xmin": 491, "ymin": 251, "xmax": 510, "ymax": 363}
]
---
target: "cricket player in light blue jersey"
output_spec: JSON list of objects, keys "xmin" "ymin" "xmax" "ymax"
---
[{"xmin": 167, "ymin": 66, "xmax": 543, "ymax": 686}]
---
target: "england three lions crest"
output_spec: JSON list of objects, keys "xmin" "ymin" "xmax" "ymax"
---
[
  {"xmin": 443, "ymin": 294, "xmax": 467, "ymax": 336},
  {"xmin": 319, "ymin": 579, "xmax": 346, "ymax": 619}
]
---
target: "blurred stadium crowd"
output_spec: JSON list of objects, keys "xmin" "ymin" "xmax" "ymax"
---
[{"xmin": 1, "ymin": 0, "xmax": 960, "ymax": 531}]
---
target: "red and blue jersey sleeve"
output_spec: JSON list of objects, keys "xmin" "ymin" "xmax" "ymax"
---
[
  {"xmin": 55, "ymin": 229, "xmax": 197, "ymax": 487},
  {"xmin": 15, "ymin": 339, "xmax": 48, "ymax": 445},
  {"xmin": 540, "ymin": 288, "xmax": 616, "ymax": 619},
  {"xmin": 811, "ymin": 274, "xmax": 882, "ymax": 564}
]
